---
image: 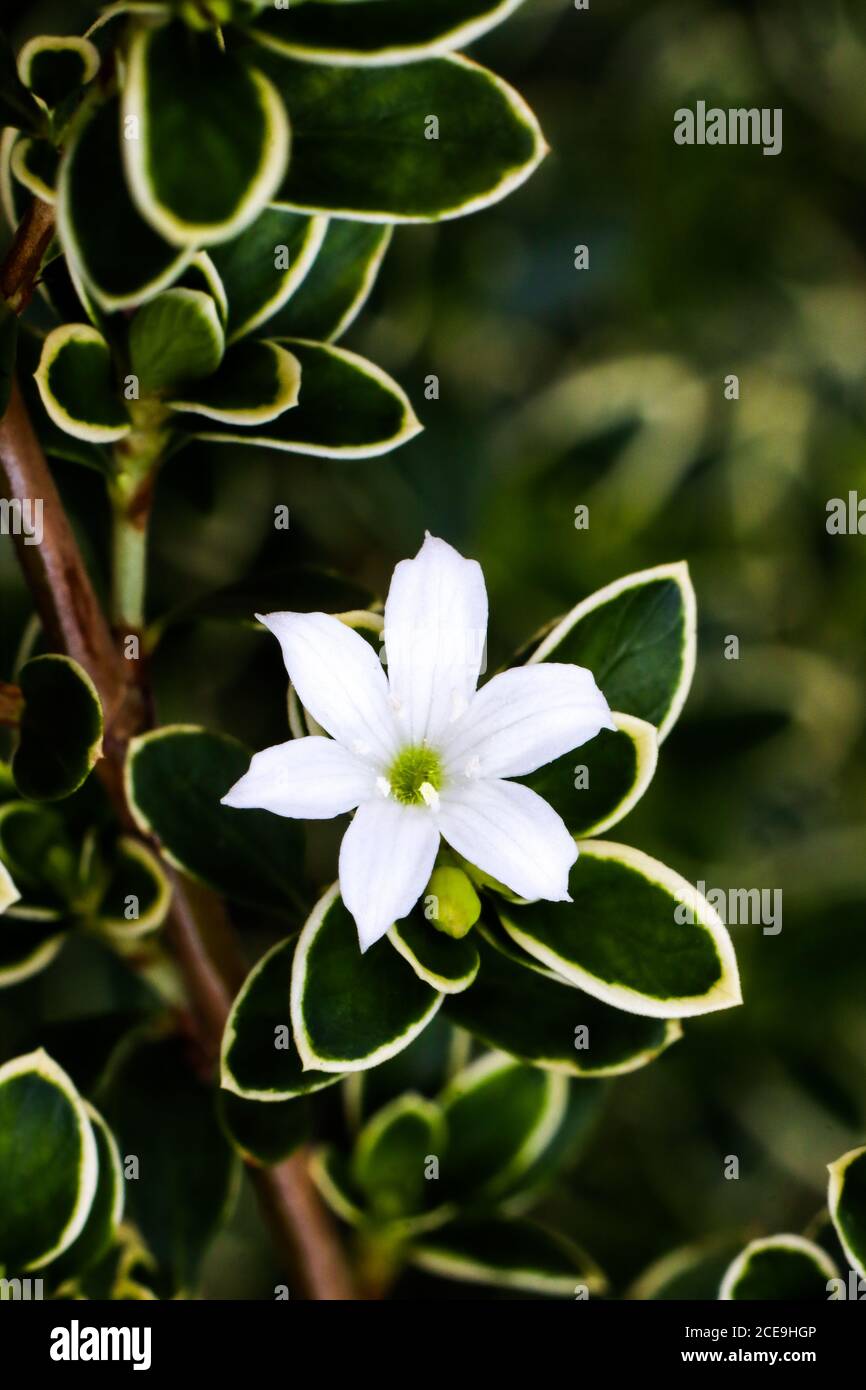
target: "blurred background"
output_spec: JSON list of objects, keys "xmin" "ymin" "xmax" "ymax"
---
[{"xmin": 3, "ymin": 0, "xmax": 866, "ymax": 1296}]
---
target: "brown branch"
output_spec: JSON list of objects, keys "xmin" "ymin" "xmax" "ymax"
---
[
  {"xmin": 0, "ymin": 197, "xmax": 55, "ymax": 313},
  {"xmin": 0, "ymin": 347, "xmax": 356, "ymax": 1296},
  {"xmin": 167, "ymin": 873, "xmax": 356, "ymax": 1300},
  {"xmin": 0, "ymin": 379, "xmax": 126, "ymax": 717}
]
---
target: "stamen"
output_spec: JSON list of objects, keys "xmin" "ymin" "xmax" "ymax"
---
[
  {"xmin": 375, "ymin": 776, "xmax": 391, "ymax": 798},
  {"xmin": 387, "ymin": 744, "xmax": 444, "ymax": 806},
  {"xmin": 419, "ymin": 781, "xmax": 440, "ymax": 811}
]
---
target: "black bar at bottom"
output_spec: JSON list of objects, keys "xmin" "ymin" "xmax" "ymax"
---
[{"xmin": 0, "ymin": 1296, "xmax": 861, "ymax": 1376}]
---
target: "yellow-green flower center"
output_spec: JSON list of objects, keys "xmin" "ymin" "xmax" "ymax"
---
[{"xmin": 388, "ymin": 745, "xmax": 443, "ymax": 806}]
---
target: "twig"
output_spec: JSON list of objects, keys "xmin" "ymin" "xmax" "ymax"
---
[
  {"xmin": 0, "ymin": 209, "xmax": 356, "ymax": 1299},
  {"xmin": 0, "ymin": 379, "xmax": 126, "ymax": 720},
  {"xmin": 0, "ymin": 197, "xmax": 54, "ymax": 313}
]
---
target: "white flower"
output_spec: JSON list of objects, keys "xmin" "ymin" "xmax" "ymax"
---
[{"xmin": 222, "ymin": 535, "xmax": 614, "ymax": 951}]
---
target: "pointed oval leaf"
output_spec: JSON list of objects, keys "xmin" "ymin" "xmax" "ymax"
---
[
  {"xmin": 16, "ymin": 328, "xmax": 111, "ymax": 473},
  {"xmin": 92, "ymin": 836, "xmax": 172, "ymax": 941},
  {"xmin": 34, "ymin": 324, "xmax": 129, "ymax": 444},
  {"xmin": 190, "ymin": 339, "xmax": 420, "ymax": 457},
  {"xmin": 412, "ymin": 1218, "xmax": 605, "ymax": 1297},
  {"xmin": 0, "ymin": 32, "xmax": 46, "ymax": 134},
  {"xmin": 388, "ymin": 909, "xmax": 479, "ymax": 994},
  {"xmin": 518, "ymin": 712, "xmax": 658, "ymax": 840},
  {"xmin": 209, "ymin": 205, "xmax": 327, "ymax": 341},
  {"xmin": 266, "ymin": 220, "xmax": 391, "ymax": 342},
  {"xmin": 126, "ymin": 726, "xmax": 305, "ymax": 915},
  {"xmin": 168, "ymin": 338, "xmax": 300, "ymax": 423},
  {"xmin": 352, "ymin": 1093, "xmax": 446, "ymax": 1220},
  {"xmin": 123, "ymin": 20, "xmax": 290, "ymax": 246},
  {"xmin": 252, "ymin": 0, "xmax": 527, "ymax": 66},
  {"xmin": 58, "ymin": 97, "xmax": 191, "ymax": 311},
  {"xmin": 828, "ymin": 1145, "xmax": 866, "ymax": 1280},
  {"xmin": 528, "ymin": 563, "xmax": 697, "ymax": 742},
  {"xmin": 10, "ymin": 135, "xmax": 59, "ymax": 203},
  {"xmin": 309, "ymin": 1145, "xmax": 366, "ymax": 1226},
  {"xmin": 291, "ymin": 883, "xmax": 443, "ymax": 1072},
  {"xmin": 439, "ymin": 1052, "xmax": 567, "ymax": 1201},
  {"xmin": 128, "ymin": 287, "xmax": 225, "ymax": 393},
  {"xmin": 0, "ymin": 1050, "xmax": 98, "ymax": 1271},
  {"xmin": 12, "ymin": 654, "xmax": 104, "ymax": 801},
  {"xmin": 47, "ymin": 1102, "xmax": 124, "ymax": 1282},
  {"xmin": 500, "ymin": 841, "xmax": 741, "ymax": 1020},
  {"xmin": 258, "ymin": 49, "xmax": 545, "ymax": 222},
  {"xmin": 218, "ymin": 1090, "xmax": 310, "ymax": 1166},
  {"xmin": 0, "ymin": 917, "xmax": 66, "ymax": 987},
  {"xmin": 719, "ymin": 1236, "xmax": 839, "ymax": 1301},
  {"xmin": 221, "ymin": 935, "xmax": 343, "ymax": 1100},
  {"xmin": 445, "ymin": 927, "xmax": 682, "ymax": 1076},
  {"xmin": 17, "ymin": 35, "xmax": 99, "ymax": 107}
]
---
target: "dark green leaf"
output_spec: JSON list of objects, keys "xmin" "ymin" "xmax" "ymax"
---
[
  {"xmin": 352, "ymin": 1092, "xmax": 445, "ymax": 1220},
  {"xmin": 266, "ymin": 220, "xmax": 391, "ymax": 341},
  {"xmin": 0, "ymin": 30, "xmax": 46, "ymax": 134},
  {"xmin": 57, "ymin": 97, "xmax": 190, "ymax": 311},
  {"xmin": 412, "ymin": 1217, "xmax": 605, "ymax": 1296},
  {"xmin": 388, "ymin": 907, "xmax": 479, "ymax": 993},
  {"xmin": 256, "ymin": 48, "xmax": 545, "ymax": 221},
  {"xmin": 527, "ymin": 563, "xmax": 696, "ymax": 741},
  {"xmin": 12, "ymin": 654, "xmax": 104, "ymax": 801},
  {"xmin": 439, "ymin": 1053, "xmax": 567, "ymax": 1201},
  {"xmin": 123, "ymin": 20, "xmax": 289, "ymax": 246},
  {"xmin": 0, "ymin": 1049, "xmax": 97, "ymax": 1271},
  {"xmin": 126, "ymin": 726, "xmax": 306, "ymax": 915},
  {"xmin": 168, "ymin": 338, "xmax": 299, "ymax": 422},
  {"xmin": 291, "ymin": 883, "xmax": 442, "ymax": 1071},
  {"xmin": 91, "ymin": 837, "xmax": 172, "ymax": 941},
  {"xmin": 251, "ymin": 0, "xmax": 527, "ymax": 66},
  {"xmin": 10, "ymin": 136, "xmax": 59, "ymax": 203},
  {"xmin": 188, "ymin": 339, "xmax": 420, "ymax": 457},
  {"xmin": 518, "ymin": 713, "xmax": 658, "ymax": 839},
  {"xmin": 828, "ymin": 1145, "xmax": 866, "ymax": 1280},
  {"xmin": 0, "ymin": 915, "xmax": 66, "ymax": 986},
  {"xmin": 445, "ymin": 928, "xmax": 682, "ymax": 1076},
  {"xmin": 221, "ymin": 935, "xmax": 343, "ymax": 1099},
  {"xmin": 47, "ymin": 1103, "xmax": 123, "ymax": 1283},
  {"xmin": 17, "ymin": 35, "xmax": 99, "ymax": 108},
  {"xmin": 209, "ymin": 205, "xmax": 326, "ymax": 341},
  {"xmin": 720, "ymin": 1236, "xmax": 839, "ymax": 1301},
  {"xmin": 499, "ymin": 841, "xmax": 741, "ymax": 1018},
  {"xmin": 129, "ymin": 287, "xmax": 224, "ymax": 392}
]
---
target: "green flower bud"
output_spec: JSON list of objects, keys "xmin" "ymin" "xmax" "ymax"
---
[{"xmin": 426, "ymin": 867, "xmax": 481, "ymax": 939}]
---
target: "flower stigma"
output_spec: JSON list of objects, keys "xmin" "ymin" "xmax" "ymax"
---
[{"xmin": 387, "ymin": 744, "xmax": 444, "ymax": 806}]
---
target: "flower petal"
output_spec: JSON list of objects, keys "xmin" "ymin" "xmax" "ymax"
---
[
  {"xmin": 383, "ymin": 534, "xmax": 488, "ymax": 746},
  {"xmin": 438, "ymin": 778, "xmax": 577, "ymax": 903},
  {"xmin": 258, "ymin": 611, "xmax": 398, "ymax": 765},
  {"xmin": 221, "ymin": 736, "xmax": 375, "ymax": 818},
  {"xmin": 339, "ymin": 798, "xmax": 440, "ymax": 952},
  {"xmin": 442, "ymin": 664, "xmax": 614, "ymax": 779}
]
